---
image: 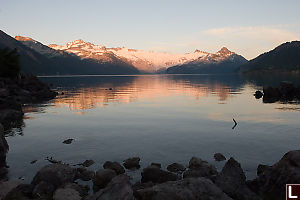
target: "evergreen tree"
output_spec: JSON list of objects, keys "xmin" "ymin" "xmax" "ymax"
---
[{"xmin": 0, "ymin": 48, "xmax": 21, "ymax": 78}]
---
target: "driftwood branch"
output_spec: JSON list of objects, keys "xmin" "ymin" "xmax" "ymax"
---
[{"xmin": 232, "ymin": 118, "xmax": 237, "ymax": 129}]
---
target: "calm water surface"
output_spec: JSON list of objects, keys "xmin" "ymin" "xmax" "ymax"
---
[{"xmin": 5, "ymin": 74, "xmax": 300, "ymax": 182}]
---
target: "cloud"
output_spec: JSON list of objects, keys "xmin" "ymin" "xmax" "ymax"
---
[{"xmin": 204, "ymin": 26, "xmax": 299, "ymax": 44}]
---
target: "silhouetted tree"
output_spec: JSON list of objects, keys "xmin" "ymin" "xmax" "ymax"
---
[{"xmin": 0, "ymin": 48, "xmax": 21, "ymax": 78}]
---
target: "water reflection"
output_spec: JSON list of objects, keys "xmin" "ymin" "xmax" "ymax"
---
[
  {"xmin": 5, "ymin": 74, "xmax": 300, "ymax": 183},
  {"xmin": 41, "ymin": 75, "xmax": 247, "ymax": 112}
]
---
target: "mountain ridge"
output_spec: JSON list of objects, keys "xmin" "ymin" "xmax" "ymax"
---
[
  {"xmin": 48, "ymin": 39, "xmax": 243, "ymax": 73},
  {"xmin": 239, "ymin": 41, "xmax": 300, "ymax": 73}
]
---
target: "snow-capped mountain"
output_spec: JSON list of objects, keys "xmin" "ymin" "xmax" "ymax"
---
[
  {"xmin": 49, "ymin": 39, "xmax": 241, "ymax": 73},
  {"xmin": 14, "ymin": 35, "xmax": 139, "ymax": 75}
]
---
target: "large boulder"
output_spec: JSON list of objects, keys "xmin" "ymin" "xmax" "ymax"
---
[
  {"xmin": 123, "ymin": 157, "xmax": 140, "ymax": 169},
  {"xmin": 87, "ymin": 175, "xmax": 134, "ymax": 200},
  {"xmin": 0, "ymin": 180, "xmax": 21, "ymax": 199},
  {"xmin": 135, "ymin": 177, "xmax": 232, "ymax": 200},
  {"xmin": 141, "ymin": 166, "xmax": 177, "ymax": 184},
  {"xmin": 76, "ymin": 167, "xmax": 95, "ymax": 181},
  {"xmin": 53, "ymin": 188, "xmax": 81, "ymax": 200},
  {"xmin": 167, "ymin": 163, "xmax": 186, "ymax": 173},
  {"xmin": 215, "ymin": 158, "xmax": 261, "ymax": 200},
  {"xmin": 183, "ymin": 157, "xmax": 218, "ymax": 180},
  {"xmin": 248, "ymin": 150, "xmax": 300, "ymax": 200},
  {"xmin": 31, "ymin": 164, "xmax": 77, "ymax": 189},
  {"xmin": 103, "ymin": 161, "xmax": 125, "ymax": 175},
  {"xmin": 214, "ymin": 153, "xmax": 226, "ymax": 161},
  {"xmin": 4, "ymin": 184, "xmax": 34, "ymax": 200},
  {"xmin": 93, "ymin": 169, "xmax": 117, "ymax": 192}
]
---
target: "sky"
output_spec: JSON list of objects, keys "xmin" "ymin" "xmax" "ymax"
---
[{"xmin": 1, "ymin": 0, "xmax": 300, "ymax": 59}]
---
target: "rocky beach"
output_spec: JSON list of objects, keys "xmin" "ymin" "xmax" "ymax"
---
[{"xmin": 1, "ymin": 140, "xmax": 300, "ymax": 200}]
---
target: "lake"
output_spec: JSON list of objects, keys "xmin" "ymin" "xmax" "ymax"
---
[{"xmin": 5, "ymin": 74, "xmax": 300, "ymax": 183}]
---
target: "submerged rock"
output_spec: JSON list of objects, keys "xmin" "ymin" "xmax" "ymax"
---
[
  {"xmin": 254, "ymin": 91, "xmax": 263, "ymax": 99},
  {"xmin": 214, "ymin": 153, "xmax": 226, "ymax": 161},
  {"xmin": 141, "ymin": 166, "xmax": 177, "ymax": 184},
  {"xmin": 103, "ymin": 161, "xmax": 125, "ymax": 175},
  {"xmin": 135, "ymin": 177, "xmax": 232, "ymax": 200},
  {"xmin": 123, "ymin": 157, "xmax": 141, "ymax": 169},
  {"xmin": 62, "ymin": 139, "xmax": 74, "ymax": 144},
  {"xmin": 87, "ymin": 175, "xmax": 133, "ymax": 200},
  {"xmin": 93, "ymin": 169, "xmax": 117, "ymax": 192},
  {"xmin": 166, "ymin": 163, "xmax": 186, "ymax": 173},
  {"xmin": 81, "ymin": 159, "xmax": 95, "ymax": 167}
]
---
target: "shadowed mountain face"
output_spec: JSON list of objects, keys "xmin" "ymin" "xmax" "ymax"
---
[
  {"xmin": 0, "ymin": 31, "xmax": 140, "ymax": 75},
  {"xmin": 166, "ymin": 48, "xmax": 248, "ymax": 74},
  {"xmin": 239, "ymin": 41, "xmax": 300, "ymax": 73}
]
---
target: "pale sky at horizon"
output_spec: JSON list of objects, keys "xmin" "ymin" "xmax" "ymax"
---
[{"xmin": 1, "ymin": 0, "xmax": 300, "ymax": 59}]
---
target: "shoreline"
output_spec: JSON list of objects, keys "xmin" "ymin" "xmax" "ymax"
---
[{"xmin": 0, "ymin": 147, "xmax": 299, "ymax": 200}]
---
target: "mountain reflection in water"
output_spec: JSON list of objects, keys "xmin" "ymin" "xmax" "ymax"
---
[{"xmin": 4, "ymin": 74, "xmax": 300, "ymax": 183}]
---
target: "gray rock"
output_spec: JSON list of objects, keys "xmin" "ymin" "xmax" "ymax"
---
[
  {"xmin": 135, "ymin": 177, "xmax": 232, "ymax": 200},
  {"xmin": 256, "ymin": 164, "xmax": 271, "ymax": 176},
  {"xmin": 31, "ymin": 164, "xmax": 77, "ymax": 189},
  {"xmin": 215, "ymin": 157, "xmax": 261, "ymax": 200},
  {"xmin": 0, "ymin": 123, "xmax": 9, "ymax": 168},
  {"xmin": 76, "ymin": 167, "xmax": 95, "ymax": 181},
  {"xmin": 248, "ymin": 150, "xmax": 300, "ymax": 200},
  {"xmin": 141, "ymin": 166, "xmax": 177, "ymax": 184},
  {"xmin": 63, "ymin": 138, "xmax": 74, "ymax": 144},
  {"xmin": 150, "ymin": 163, "xmax": 161, "ymax": 168},
  {"xmin": 103, "ymin": 161, "xmax": 125, "ymax": 174},
  {"xmin": 81, "ymin": 159, "xmax": 95, "ymax": 167},
  {"xmin": 87, "ymin": 175, "xmax": 133, "ymax": 200},
  {"xmin": 132, "ymin": 181, "xmax": 155, "ymax": 191},
  {"xmin": 167, "ymin": 163, "xmax": 186, "ymax": 173},
  {"xmin": 214, "ymin": 153, "xmax": 226, "ymax": 161},
  {"xmin": 183, "ymin": 157, "xmax": 218, "ymax": 179},
  {"xmin": 3, "ymin": 184, "xmax": 34, "ymax": 200},
  {"xmin": 32, "ymin": 181, "xmax": 55, "ymax": 198},
  {"xmin": 123, "ymin": 157, "xmax": 140, "ymax": 169},
  {"xmin": 53, "ymin": 188, "xmax": 81, "ymax": 200},
  {"xmin": 0, "ymin": 180, "xmax": 21, "ymax": 199},
  {"xmin": 183, "ymin": 169, "xmax": 217, "ymax": 180},
  {"xmin": 93, "ymin": 169, "xmax": 117, "ymax": 192},
  {"xmin": 64, "ymin": 183, "xmax": 89, "ymax": 197}
]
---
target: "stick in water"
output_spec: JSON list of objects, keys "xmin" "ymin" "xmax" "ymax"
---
[{"xmin": 232, "ymin": 118, "xmax": 237, "ymax": 129}]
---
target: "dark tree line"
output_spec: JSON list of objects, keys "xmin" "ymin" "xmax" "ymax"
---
[{"xmin": 0, "ymin": 48, "xmax": 21, "ymax": 78}]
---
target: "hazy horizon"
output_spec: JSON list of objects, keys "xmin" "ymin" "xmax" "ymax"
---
[{"xmin": 1, "ymin": 0, "xmax": 300, "ymax": 59}]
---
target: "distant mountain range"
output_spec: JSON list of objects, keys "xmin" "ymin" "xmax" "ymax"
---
[
  {"xmin": 49, "ymin": 40, "xmax": 247, "ymax": 73},
  {"xmin": 166, "ymin": 47, "xmax": 248, "ymax": 74},
  {"xmin": 1, "ymin": 30, "xmax": 299, "ymax": 75},
  {"xmin": 239, "ymin": 41, "xmax": 300, "ymax": 73}
]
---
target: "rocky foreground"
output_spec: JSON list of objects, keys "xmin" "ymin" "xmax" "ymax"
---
[
  {"xmin": 1, "ymin": 125, "xmax": 299, "ymax": 200},
  {"xmin": 0, "ymin": 75, "xmax": 57, "ymax": 128}
]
